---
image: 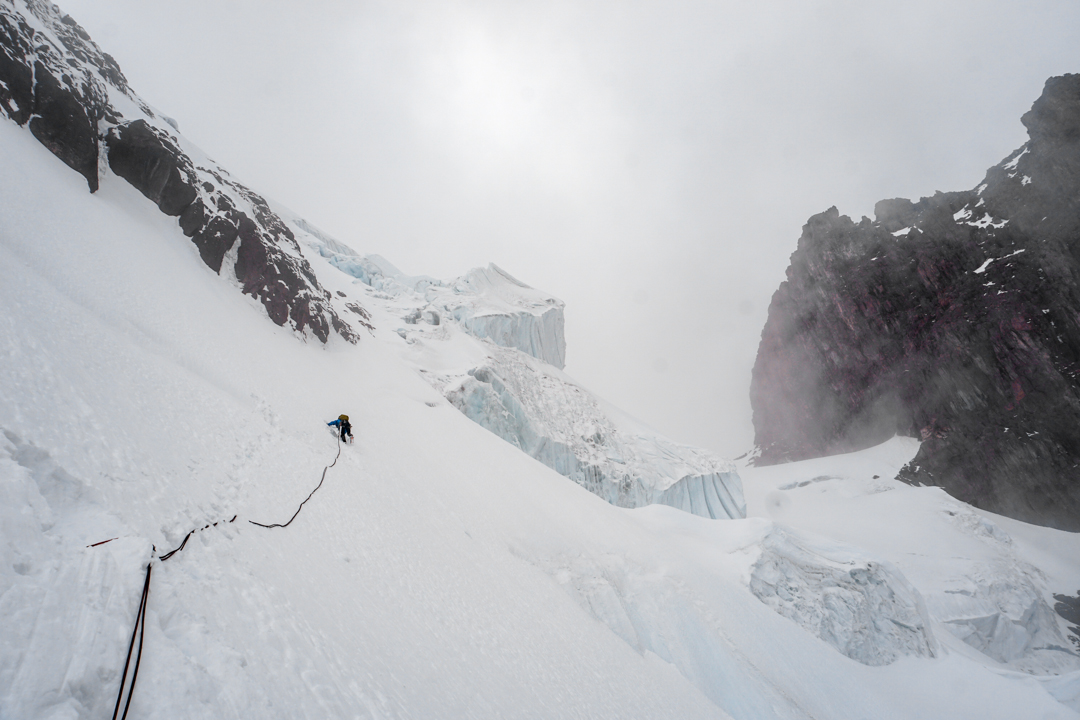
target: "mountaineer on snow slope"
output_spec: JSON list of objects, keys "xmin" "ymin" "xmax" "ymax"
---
[{"xmin": 328, "ymin": 414, "xmax": 353, "ymax": 443}]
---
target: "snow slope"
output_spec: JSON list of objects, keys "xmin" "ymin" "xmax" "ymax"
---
[{"xmin": 1, "ymin": 101, "xmax": 1079, "ymax": 719}]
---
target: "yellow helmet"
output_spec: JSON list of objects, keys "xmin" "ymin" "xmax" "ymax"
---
[{"xmin": 339, "ymin": 414, "xmax": 348, "ymax": 421}]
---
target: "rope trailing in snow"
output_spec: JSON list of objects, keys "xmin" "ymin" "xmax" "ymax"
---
[
  {"xmin": 248, "ymin": 434, "xmax": 342, "ymax": 529},
  {"xmin": 103, "ymin": 433, "xmax": 343, "ymax": 720},
  {"xmin": 158, "ymin": 515, "xmax": 238, "ymax": 561},
  {"xmin": 112, "ymin": 562, "xmax": 151, "ymax": 720},
  {"xmin": 104, "ymin": 435, "xmax": 343, "ymax": 714}
]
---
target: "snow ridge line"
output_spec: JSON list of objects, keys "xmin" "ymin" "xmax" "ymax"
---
[{"xmin": 101, "ymin": 434, "xmax": 345, "ymax": 717}]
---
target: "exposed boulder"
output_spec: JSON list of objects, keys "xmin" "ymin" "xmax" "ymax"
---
[{"xmin": 751, "ymin": 74, "xmax": 1080, "ymax": 530}]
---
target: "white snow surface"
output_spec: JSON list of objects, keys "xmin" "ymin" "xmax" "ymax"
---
[{"xmin": 2, "ymin": 109, "xmax": 1080, "ymax": 719}]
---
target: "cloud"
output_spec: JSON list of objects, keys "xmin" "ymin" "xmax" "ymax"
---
[{"xmin": 58, "ymin": 0, "xmax": 1080, "ymax": 455}]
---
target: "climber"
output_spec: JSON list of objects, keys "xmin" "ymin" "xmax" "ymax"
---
[{"xmin": 327, "ymin": 414, "xmax": 353, "ymax": 443}]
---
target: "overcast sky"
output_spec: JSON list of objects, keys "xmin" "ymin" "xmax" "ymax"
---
[{"xmin": 61, "ymin": 0, "xmax": 1080, "ymax": 457}]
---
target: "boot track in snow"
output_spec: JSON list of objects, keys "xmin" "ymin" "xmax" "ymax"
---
[{"xmin": 106, "ymin": 435, "xmax": 345, "ymax": 718}]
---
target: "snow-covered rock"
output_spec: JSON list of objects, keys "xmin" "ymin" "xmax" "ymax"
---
[
  {"xmin": 751, "ymin": 75, "xmax": 1080, "ymax": 531},
  {"xmin": 749, "ymin": 525, "xmax": 938, "ymax": 666},
  {"xmin": 0, "ymin": 0, "xmax": 358, "ymax": 343}
]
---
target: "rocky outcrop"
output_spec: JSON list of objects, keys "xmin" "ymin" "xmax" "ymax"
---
[
  {"xmin": 0, "ymin": 1, "xmax": 122, "ymax": 190},
  {"xmin": 106, "ymin": 120, "xmax": 198, "ymax": 216},
  {"xmin": 0, "ymin": 0, "xmax": 358, "ymax": 343},
  {"xmin": 751, "ymin": 74, "xmax": 1080, "ymax": 530}
]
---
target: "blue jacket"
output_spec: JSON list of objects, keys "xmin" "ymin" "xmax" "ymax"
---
[{"xmin": 328, "ymin": 419, "xmax": 352, "ymax": 433}]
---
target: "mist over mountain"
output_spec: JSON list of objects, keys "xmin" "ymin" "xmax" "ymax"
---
[
  {"xmin": 3, "ymin": 2, "xmax": 1080, "ymax": 718},
  {"xmin": 752, "ymin": 75, "xmax": 1080, "ymax": 530},
  {"xmin": 0, "ymin": 0, "xmax": 355, "ymax": 343}
]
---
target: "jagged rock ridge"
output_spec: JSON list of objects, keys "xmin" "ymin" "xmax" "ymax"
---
[
  {"xmin": 751, "ymin": 74, "xmax": 1080, "ymax": 530},
  {"xmin": 0, "ymin": 0, "xmax": 359, "ymax": 342}
]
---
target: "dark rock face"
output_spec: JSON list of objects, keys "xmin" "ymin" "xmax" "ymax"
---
[
  {"xmin": 106, "ymin": 120, "xmax": 198, "ymax": 215},
  {"xmin": 1055, "ymin": 592, "xmax": 1080, "ymax": 650},
  {"xmin": 0, "ymin": 0, "xmax": 360, "ymax": 344},
  {"xmin": 752, "ymin": 74, "xmax": 1080, "ymax": 530},
  {"xmin": 102, "ymin": 118, "xmax": 354, "ymax": 343},
  {"xmin": 28, "ymin": 60, "xmax": 102, "ymax": 190},
  {"xmin": 0, "ymin": 1, "xmax": 120, "ymax": 191}
]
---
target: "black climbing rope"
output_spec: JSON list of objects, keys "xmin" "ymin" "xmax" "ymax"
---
[
  {"xmin": 158, "ymin": 532, "xmax": 190, "ymax": 562},
  {"xmin": 112, "ymin": 561, "xmax": 151, "ymax": 720},
  {"xmin": 249, "ymin": 435, "xmax": 342, "ymax": 529},
  {"xmin": 105, "ymin": 434, "xmax": 343, "ymax": 717}
]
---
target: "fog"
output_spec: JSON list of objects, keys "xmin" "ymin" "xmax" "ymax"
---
[{"xmin": 60, "ymin": 0, "xmax": 1080, "ymax": 457}]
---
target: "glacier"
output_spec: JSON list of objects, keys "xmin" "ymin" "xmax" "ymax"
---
[
  {"xmin": 749, "ymin": 525, "xmax": 938, "ymax": 666},
  {"xmin": 304, "ymin": 233, "xmax": 745, "ymax": 521},
  {"xmin": 314, "ymin": 245, "xmax": 565, "ymax": 368},
  {"xmin": 2, "ymin": 3, "xmax": 1080, "ymax": 716},
  {"xmin": 445, "ymin": 347, "xmax": 744, "ymax": 519}
]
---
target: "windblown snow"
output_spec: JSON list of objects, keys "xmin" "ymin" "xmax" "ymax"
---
[{"xmin": 2, "ymin": 51, "xmax": 1080, "ymax": 720}]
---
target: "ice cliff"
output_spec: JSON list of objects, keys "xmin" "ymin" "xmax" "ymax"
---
[
  {"xmin": 447, "ymin": 347, "xmax": 744, "ymax": 519},
  {"xmin": 749, "ymin": 526, "xmax": 937, "ymax": 666},
  {"xmin": 309, "ymin": 241, "xmax": 744, "ymax": 520},
  {"xmin": 317, "ymin": 251, "xmax": 565, "ymax": 368},
  {"xmin": 752, "ymin": 74, "xmax": 1080, "ymax": 530}
]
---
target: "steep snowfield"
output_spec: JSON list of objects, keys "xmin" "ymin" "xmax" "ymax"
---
[{"xmin": 2, "ymin": 117, "xmax": 1079, "ymax": 719}]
